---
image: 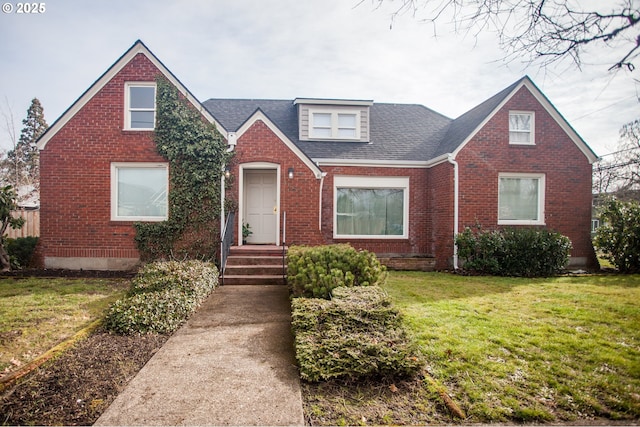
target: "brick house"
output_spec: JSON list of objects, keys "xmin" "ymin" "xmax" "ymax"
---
[{"xmin": 36, "ymin": 40, "xmax": 599, "ymax": 271}]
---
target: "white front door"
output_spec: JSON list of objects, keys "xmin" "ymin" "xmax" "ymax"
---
[{"xmin": 244, "ymin": 170, "xmax": 277, "ymax": 244}]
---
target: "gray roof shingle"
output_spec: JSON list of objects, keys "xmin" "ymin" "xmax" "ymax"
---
[{"xmin": 202, "ymin": 78, "xmax": 525, "ymax": 163}]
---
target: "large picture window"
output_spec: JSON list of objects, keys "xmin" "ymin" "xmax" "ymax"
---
[
  {"xmin": 125, "ymin": 83, "xmax": 156, "ymax": 130},
  {"xmin": 334, "ymin": 176, "xmax": 409, "ymax": 238},
  {"xmin": 498, "ymin": 173, "xmax": 545, "ymax": 225},
  {"xmin": 111, "ymin": 163, "xmax": 168, "ymax": 221}
]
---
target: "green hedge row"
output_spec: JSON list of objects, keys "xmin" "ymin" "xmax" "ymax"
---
[
  {"xmin": 456, "ymin": 227, "xmax": 572, "ymax": 277},
  {"xmin": 292, "ymin": 286, "xmax": 423, "ymax": 382},
  {"xmin": 104, "ymin": 260, "xmax": 218, "ymax": 334},
  {"xmin": 287, "ymin": 244, "xmax": 386, "ymax": 299}
]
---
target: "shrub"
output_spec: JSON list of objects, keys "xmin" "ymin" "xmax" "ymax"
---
[
  {"xmin": 594, "ymin": 198, "xmax": 640, "ymax": 273},
  {"xmin": 104, "ymin": 260, "xmax": 218, "ymax": 334},
  {"xmin": 287, "ymin": 244, "xmax": 386, "ymax": 299},
  {"xmin": 456, "ymin": 226, "xmax": 572, "ymax": 277},
  {"xmin": 291, "ymin": 286, "xmax": 423, "ymax": 382},
  {"xmin": 5, "ymin": 236, "xmax": 38, "ymax": 269}
]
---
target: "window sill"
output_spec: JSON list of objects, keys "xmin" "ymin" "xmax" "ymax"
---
[{"xmin": 498, "ymin": 220, "xmax": 545, "ymax": 226}]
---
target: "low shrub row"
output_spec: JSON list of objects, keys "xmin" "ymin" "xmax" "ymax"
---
[
  {"xmin": 292, "ymin": 285, "xmax": 423, "ymax": 382},
  {"xmin": 287, "ymin": 244, "xmax": 386, "ymax": 299},
  {"xmin": 104, "ymin": 260, "xmax": 218, "ymax": 334},
  {"xmin": 456, "ymin": 226, "xmax": 572, "ymax": 277}
]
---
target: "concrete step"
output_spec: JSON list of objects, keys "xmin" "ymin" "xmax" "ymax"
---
[
  {"xmin": 226, "ymin": 255, "xmax": 285, "ymax": 266},
  {"xmin": 224, "ymin": 264, "xmax": 285, "ymax": 276},
  {"xmin": 229, "ymin": 245, "xmax": 286, "ymax": 257},
  {"xmin": 222, "ymin": 275, "xmax": 286, "ymax": 286},
  {"xmin": 223, "ymin": 245, "xmax": 288, "ymax": 285}
]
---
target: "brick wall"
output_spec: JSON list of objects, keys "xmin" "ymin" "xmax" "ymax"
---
[
  {"xmin": 36, "ymin": 53, "xmax": 166, "ymax": 268},
  {"xmin": 230, "ymin": 120, "xmax": 325, "ymax": 246},
  {"xmin": 319, "ymin": 166, "xmax": 431, "ymax": 256},
  {"xmin": 455, "ymin": 86, "xmax": 598, "ymax": 267},
  {"xmin": 231, "ymin": 121, "xmax": 437, "ymax": 258}
]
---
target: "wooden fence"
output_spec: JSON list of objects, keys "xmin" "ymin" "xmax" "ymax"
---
[{"xmin": 4, "ymin": 209, "xmax": 40, "ymax": 238}]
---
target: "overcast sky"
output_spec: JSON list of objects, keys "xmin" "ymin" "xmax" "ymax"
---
[{"xmin": 0, "ymin": 0, "xmax": 637, "ymax": 158}]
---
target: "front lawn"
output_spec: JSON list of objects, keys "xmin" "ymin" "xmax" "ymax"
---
[
  {"xmin": 303, "ymin": 272, "xmax": 640, "ymax": 425},
  {"xmin": 386, "ymin": 272, "xmax": 640, "ymax": 422},
  {"xmin": 0, "ymin": 278, "xmax": 128, "ymax": 376}
]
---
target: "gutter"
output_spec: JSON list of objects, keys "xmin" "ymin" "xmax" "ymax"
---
[{"xmin": 447, "ymin": 155, "xmax": 459, "ymax": 270}]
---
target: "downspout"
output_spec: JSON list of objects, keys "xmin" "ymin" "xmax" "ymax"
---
[
  {"xmin": 318, "ymin": 172, "xmax": 327, "ymax": 230},
  {"xmin": 220, "ymin": 133, "xmax": 237, "ymax": 238},
  {"xmin": 447, "ymin": 155, "xmax": 459, "ymax": 270}
]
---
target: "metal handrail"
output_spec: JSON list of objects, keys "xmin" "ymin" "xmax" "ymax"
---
[
  {"xmin": 282, "ymin": 211, "xmax": 287, "ymax": 283},
  {"xmin": 220, "ymin": 211, "xmax": 235, "ymax": 286}
]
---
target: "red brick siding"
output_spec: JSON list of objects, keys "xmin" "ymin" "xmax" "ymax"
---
[
  {"xmin": 455, "ymin": 86, "xmax": 597, "ymax": 266},
  {"xmin": 427, "ymin": 162, "xmax": 456, "ymax": 269},
  {"xmin": 230, "ymin": 120, "xmax": 325, "ymax": 246},
  {"xmin": 231, "ymin": 121, "xmax": 437, "ymax": 258},
  {"xmin": 36, "ymin": 53, "xmax": 166, "ymax": 266},
  {"xmin": 319, "ymin": 166, "xmax": 431, "ymax": 256}
]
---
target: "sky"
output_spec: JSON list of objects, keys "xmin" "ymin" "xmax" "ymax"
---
[{"xmin": 0, "ymin": 0, "xmax": 638, "ymax": 158}]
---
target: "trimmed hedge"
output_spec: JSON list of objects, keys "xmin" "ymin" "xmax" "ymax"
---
[
  {"xmin": 287, "ymin": 244, "xmax": 386, "ymax": 299},
  {"xmin": 5, "ymin": 236, "xmax": 38, "ymax": 269},
  {"xmin": 456, "ymin": 227, "xmax": 572, "ymax": 277},
  {"xmin": 104, "ymin": 260, "xmax": 218, "ymax": 334},
  {"xmin": 291, "ymin": 286, "xmax": 423, "ymax": 382}
]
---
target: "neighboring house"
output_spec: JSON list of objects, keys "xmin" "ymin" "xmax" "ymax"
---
[{"xmin": 35, "ymin": 40, "xmax": 599, "ymax": 271}]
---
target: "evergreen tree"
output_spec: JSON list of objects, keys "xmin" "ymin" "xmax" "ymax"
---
[{"xmin": 5, "ymin": 98, "xmax": 48, "ymax": 203}]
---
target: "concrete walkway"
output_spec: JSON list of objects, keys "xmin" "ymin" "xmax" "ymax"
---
[{"xmin": 95, "ymin": 285, "xmax": 305, "ymax": 426}]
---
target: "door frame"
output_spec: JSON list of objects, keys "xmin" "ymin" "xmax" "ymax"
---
[{"xmin": 238, "ymin": 162, "xmax": 281, "ymax": 246}]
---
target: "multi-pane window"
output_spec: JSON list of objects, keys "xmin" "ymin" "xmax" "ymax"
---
[
  {"xmin": 125, "ymin": 83, "xmax": 156, "ymax": 130},
  {"xmin": 334, "ymin": 176, "xmax": 408, "ymax": 238},
  {"xmin": 311, "ymin": 111, "xmax": 359, "ymax": 140},
  {"xmin": 509, "ymin": 112, "xmax": 534, "ymax": 145},
  {"xmin": 498, "ymin": 173, "xmax": 545, "ymax": 225},
  {"xmin": 111, "ymin": 163, "xmax": 168, "ymax": 221}
]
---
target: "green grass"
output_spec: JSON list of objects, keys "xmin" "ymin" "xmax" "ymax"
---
[
  {"xmin": 384, "ymin": 272, "xmax": 640, "ymax": 422},
  {"xmin": 0, "ymin": 278, "xmax": 128, "ymax": 375}
]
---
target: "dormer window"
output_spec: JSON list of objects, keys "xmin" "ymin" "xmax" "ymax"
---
[
  {"xmin": 295, "ymin": 98, "xmax": 372, "ymax": 142},
  {"xmin": 509, "ymin": 111, "xmax": 534, "ymax": 145},
  {"xmin": 311, "ymin": 110, "xmax": 360, "ymax": 140},
  {"xmin": 125, "ymin": 82, "xmax": 156, "ymax": 130}
]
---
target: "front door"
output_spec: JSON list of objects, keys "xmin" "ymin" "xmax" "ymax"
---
[{"xmin": 244, "ymin": 170, "xmax": 277, "ymax": 244}]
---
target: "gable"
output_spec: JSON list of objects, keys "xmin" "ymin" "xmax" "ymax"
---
[
  {"xmin": 37, "ymin": 40, "xmax": 223, "ymax": 150},
  {"xmin": 442, "ymin": 77, "xmax": 598, "ymax": 164},
  {"xmin": 235, "ymin": 109, "xmax": 323, "ymax": 179}
]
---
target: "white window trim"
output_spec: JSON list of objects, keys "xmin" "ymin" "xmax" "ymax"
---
[
  {"xmin": 333, "ymin": 176, "xmax": 409, "ymax": 239},
  {"xmin": 310, "ymin": 108, "xmax": 361, "ymax": 140},
  {"xmin": 111, "ymin": 162, "xmax": 169, "ymax": 221},
  {"xmin": 124, "ymin": 82, "xmax": 156, "ymax": 131},
  {"xmin": 498, "ymin": 172, "xmax": 545, "ymax": 225},
  {"xmin": 509, "ymin": 111, "xmax": 535, "ymax": 145}
]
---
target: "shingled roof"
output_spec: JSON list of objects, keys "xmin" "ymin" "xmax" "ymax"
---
[
  {"xmin": 202, "ymin": 76, "xmax": 596, "ymax": 164},
  {"xmin": 203, "ymin": 98, "xmax": 453, "ymax": 163}
]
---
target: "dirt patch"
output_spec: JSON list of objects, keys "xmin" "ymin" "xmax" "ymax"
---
[
  {"xmin": 0, "ymin": 330, "xmax": 168, "ymax": 426},
  {"xmin": 1, "ymin": 268, "xmax": 136, "ymax": 279}
]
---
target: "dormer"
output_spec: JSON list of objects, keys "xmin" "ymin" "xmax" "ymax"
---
[{"xmin": 294, "ymin": 98, "xmax": 373, "ymax": 142}]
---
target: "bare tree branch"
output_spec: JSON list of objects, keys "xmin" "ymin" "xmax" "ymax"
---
[{"xmin": 368, "ymin": 0, "xmax": 640, "ymax": 72}]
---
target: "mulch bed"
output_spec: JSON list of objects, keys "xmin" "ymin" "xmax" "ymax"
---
[
  {"xmin": 0, "ymin": 268, "xmax": 162, "ymax": 425},
  {"xmin": 0, "ymin": 330, "xmax": 168, "ymax": 425}
]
